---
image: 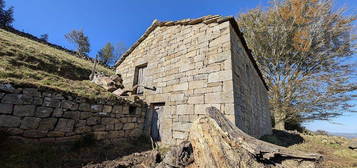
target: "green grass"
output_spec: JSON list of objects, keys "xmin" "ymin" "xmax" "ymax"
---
[{"xmin": 0, "ymin": 29, "xmax": 116, "ymax": 99}]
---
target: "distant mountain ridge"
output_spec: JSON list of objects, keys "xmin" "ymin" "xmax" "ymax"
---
[{"xmin": 328, "ymin": 132, "xmax": 357, "ymax": 139}]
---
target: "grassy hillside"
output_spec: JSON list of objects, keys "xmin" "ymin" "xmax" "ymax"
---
[
  {"xmin": 262, "ymin": 130, "xmax": 357, "ymax": 168},
  {"xmin": 290, "ymin": 134, "xmax": 357, "ymax": 168},
  {"xmin": 0, "ymin": 29, "xmax": 115, "ymax": 99}
]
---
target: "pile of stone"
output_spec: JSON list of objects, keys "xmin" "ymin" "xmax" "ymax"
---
[
  {"xmin": 91, "ymin": 73, "xmax": 124, "ymax": 92},
  {"xmin": 91, "ymin": 73, "xmax": 140, "ymax": 97}
]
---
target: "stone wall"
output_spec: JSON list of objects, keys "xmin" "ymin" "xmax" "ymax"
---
[
  {"xmin": 229, "ymin": 25, "xmax": 272, "ymax": 137},
  {"xmin": 0, "ymin": 86, "xmax": 146, "ymax": 143},
  {"xmin": 116, "ymin": 17, "xmax": 272, "ymax": 145},
  {"xmin": 117, "ymin": 21, "xmax": 236, "ymax": 145}
]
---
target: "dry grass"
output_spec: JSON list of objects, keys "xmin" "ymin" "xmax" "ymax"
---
[
  {"xmin": 289, "ymin": 133, "xmax": 357, "ymax": 168},
  {"xmin": 262, "ymin": 130, "xmax": 357, "ymax": 168},
  {"xmin": 0, "ymin": 29, "xmax": 116, "ymax": 99}
]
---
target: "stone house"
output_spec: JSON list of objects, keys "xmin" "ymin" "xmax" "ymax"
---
[{"xmin": 115, "ymin": 15, "xmax": 272, "ymax": 145}]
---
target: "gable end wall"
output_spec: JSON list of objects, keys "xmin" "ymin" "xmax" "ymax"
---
[{"xmin": 229, "ymin": 24, "xmax": 272, "ymax": 137}]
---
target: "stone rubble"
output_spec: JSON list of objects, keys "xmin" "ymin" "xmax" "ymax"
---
[{"xmin": 91, "ymin": 73, "xmax": 124, "ymax": 92}]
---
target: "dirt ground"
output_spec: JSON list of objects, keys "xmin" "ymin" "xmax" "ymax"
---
[{"xmin": 1, "ymin": 129, "xmax": 356, "ymax": 168}]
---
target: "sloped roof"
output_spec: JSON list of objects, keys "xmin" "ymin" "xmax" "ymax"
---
[{"xmin": 115, "ymin": 15, "xmax": 268, "ymax": 90}]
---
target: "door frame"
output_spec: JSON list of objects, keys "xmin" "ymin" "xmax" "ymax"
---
[{"xmin": 149, "ymin": 102, "xmax": 165, "ymax": 142}]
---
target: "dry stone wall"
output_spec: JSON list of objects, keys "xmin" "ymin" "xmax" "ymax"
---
[{"xmin": 0, "ymin": 86, "xmax": 146, "ymax": 143}]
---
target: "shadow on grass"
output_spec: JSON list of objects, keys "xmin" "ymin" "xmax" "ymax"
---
[{"xmin": 260, "ymin": 129, "xmax": 304, "ymax": 147}]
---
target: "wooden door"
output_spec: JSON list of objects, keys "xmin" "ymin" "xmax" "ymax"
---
[
  {"xmin": 151, "ymin": 103, "xmax": 164, "ymax": 141},
  {"xmin": 136, "ymin": 66, "xmax": 146, "ymax": 94}
]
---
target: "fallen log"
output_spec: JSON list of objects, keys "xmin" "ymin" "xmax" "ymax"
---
[{"xmin": 160, "ymin": 107, "xmax": 322, "ymax": 168}]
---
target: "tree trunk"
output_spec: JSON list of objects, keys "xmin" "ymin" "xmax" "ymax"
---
[
  {"xmin": 270, "ymin": 83, "xmax": 288, "ymax": 130},
  {"xmin": 274, "ymin": 121, "xmax": 285, "ymax": 130},
  {"xmin": 90, "ymin": 55, "xmax": 98, "ymax": 81},
  {"xmin": 273, "ymin": 109, "xmax": 286, "ymax": 130},
  {"xmin": 159, "ymin": 107, "xmax": 322, "ymax": 168}
]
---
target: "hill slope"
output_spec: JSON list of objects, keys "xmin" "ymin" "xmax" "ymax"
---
[
  {"xmin": 0, "ymin": 29, "xmax": 115, "ymax": 99},
  {"xmin": 262, "ymin": 130, "xmax": 357, "ymax": 168}
]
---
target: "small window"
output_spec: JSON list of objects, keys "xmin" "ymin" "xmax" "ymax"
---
[{"xmin": 133, "ymin": 64, "xmax": 147, "ymax": 94}]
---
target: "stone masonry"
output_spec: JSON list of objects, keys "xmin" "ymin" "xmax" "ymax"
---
[
  {"xmin": 230, "ymin": 24, "xmax": 272, "ymax": 137},
  {"xmin": 115, "ymin": 15, "xmax": 272, "ymax": 145},
  {"xmin": 0, "ymin": 86, "xmax": 147, "ymax": 143}
]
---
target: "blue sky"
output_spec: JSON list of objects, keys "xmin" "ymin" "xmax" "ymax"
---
[{"xmin": 5, "ymin": 0, "xmax": 357, "ymax": 133}]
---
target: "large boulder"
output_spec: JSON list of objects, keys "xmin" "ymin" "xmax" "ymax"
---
[{"xmin": 349, "ymin": 139, "xmax": 357, "ymax": 150}]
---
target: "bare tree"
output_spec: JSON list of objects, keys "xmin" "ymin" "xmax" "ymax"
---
[
  {"xmin": 65, "ymin": 29, "xmax": 90, "ymax": 57},
  {"xmin": 237, "ymin": 0, "xmax": 357, "ymax": 130}
]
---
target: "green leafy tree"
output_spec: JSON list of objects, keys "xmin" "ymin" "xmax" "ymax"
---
[
  {"xmin": 97, "ymin": 42, "xmax": 114, "ymax": 66},
  {"xmin": 0, "ymin": 0, "xmax": 14, "ymax": 27},
  {"xmin": 97, "ymin": 42, "xmax": 125, "ymax": 67},
  {"xmin": 237, "ymin": 0, "xmax": 357, "ymax": 130},
  {"xmin": 65, "ymin": 30, "xmax": 90, "ymax": 57}
]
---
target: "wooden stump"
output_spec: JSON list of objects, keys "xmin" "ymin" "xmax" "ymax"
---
[{"xmin": 160, "ymin": 107, "xmax": 322, "ymax": 168}]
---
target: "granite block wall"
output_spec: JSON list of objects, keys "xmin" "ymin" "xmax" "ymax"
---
[
  {"xmin": 116, "ymin": 18, "xmax": 272, "ymax": 144},
  {"xmin": 0, "ymin": 86, "xmax": 147, "ymax": 143},
  {"xmin": 229, "ymin": 24, "xmax": 272, "ymax": 137},
  {"xmin": 117, "ymin": 21, "xmax": 236, "ymax": 145}
]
